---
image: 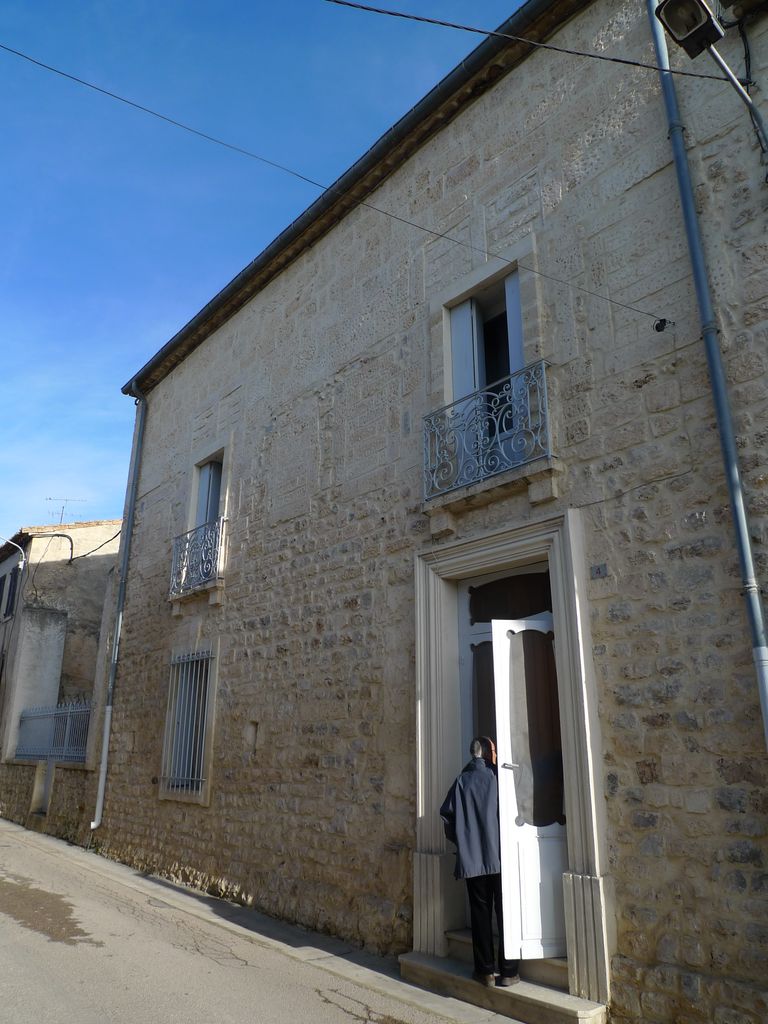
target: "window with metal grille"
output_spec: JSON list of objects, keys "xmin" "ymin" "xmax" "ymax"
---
[{"xmin": 160, "ymin": 650, "xmax": 214, "ymax": 796}]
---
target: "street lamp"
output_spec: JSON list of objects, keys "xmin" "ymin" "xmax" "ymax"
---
[
  {"xmin": 655, "ymin": 0, "xmax": 768, "ymax": 161},
  {"xmin": 0, "ymin": 535, "xmax": 26, "ymax": 572},
  {"xmin": 655, "ymin": 0, "xmax": 723, "ymax": 58}
]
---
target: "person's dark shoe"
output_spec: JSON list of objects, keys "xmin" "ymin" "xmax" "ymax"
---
[
  {"xmin": 498, "ymin": 974, "xmax": 520, "ymax": 987},
  {"xmin": 472, "ymin": 971, "xmax": 495, "ymax": 987}
]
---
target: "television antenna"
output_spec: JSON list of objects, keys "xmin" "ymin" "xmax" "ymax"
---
[{"xmin": 45, "ymin": 497, "xmax": 88, "ymax": 525}]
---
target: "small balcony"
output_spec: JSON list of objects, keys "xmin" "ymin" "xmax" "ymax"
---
[
  {"xmin": 169, "ymin": 517, "xmax": 225, "ymax": 599},
  {"xmin": 15, "ymin": 700, "xmax": 92, "ymax": 764},
  {"xmin": 424, "ymin": 360, "xmax": 551, "ymax": 500}
]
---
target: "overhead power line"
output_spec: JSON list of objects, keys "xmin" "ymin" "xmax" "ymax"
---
[
  {"xmin": 0, "ymin": 41, "xmax": 326, "ymax": 193},
  {"xmin": 324, "ymin": 0, "xmax": 731, "ymax": 83},
  {"xmin": 0, "ymin": 39, "xmax": 670, "ymax": 325}
]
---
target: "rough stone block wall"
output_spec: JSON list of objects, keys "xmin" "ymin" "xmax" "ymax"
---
[
  {"xmin": 46, "ymin": 766, "xmax": 95, "ymax": 845},
  {"xmin": 94, "ymin": 1, "xmax": 766, "ymax": 1019},
  {"xmin": 0, "ymin": 764, "xmax": 35, "ymax": 824},
  {"xmin": 417, "ymin": 7, "xmax": 768, "ymax": 1020},
  {"xmin": 0, "ymin": 763, "xmax": 96, "ymax": 845}
]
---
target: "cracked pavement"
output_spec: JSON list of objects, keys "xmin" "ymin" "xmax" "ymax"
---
[{"xmin": 0, "ymin": 820, "xmax": 509, "ymax": 1024}]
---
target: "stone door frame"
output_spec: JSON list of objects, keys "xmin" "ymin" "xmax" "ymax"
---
[{"xmin": 411, "ymin": 509, "xmax": 613, "ymax": 1002}]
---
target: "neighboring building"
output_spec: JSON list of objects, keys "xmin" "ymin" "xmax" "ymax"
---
[
  {"xmin": 17, "ymin": 2, "xmax": 768, "ymax": 1022},
  {"xmin": 0, "ymin": 522, "xmax": 121, "ymax": 836}
]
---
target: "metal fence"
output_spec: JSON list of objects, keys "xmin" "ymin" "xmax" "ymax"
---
[
  {"xmin": 423, "ymin": 360, "xmax": 551, "ymax": 499},
  {"xmin": 169, "ymin": 517, "xmax": 225, "ymax": 599},
  {"xmin": 15, "ymin": 700, "xmax": 91, "ymax": 763}
]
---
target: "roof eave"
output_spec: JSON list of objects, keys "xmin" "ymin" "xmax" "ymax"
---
[{"xmin": 123, "ymin": 0, "xmax": 590, "ymax": 396}]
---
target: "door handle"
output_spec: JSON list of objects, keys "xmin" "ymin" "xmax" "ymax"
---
[{"xmin": 501, "ymin": 762, "xmax": 519, "ymax": 770}]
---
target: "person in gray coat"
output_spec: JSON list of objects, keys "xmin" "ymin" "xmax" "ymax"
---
[{"xmin": 440, "ymin": 736, "xmax": 519, "ymax": 988}]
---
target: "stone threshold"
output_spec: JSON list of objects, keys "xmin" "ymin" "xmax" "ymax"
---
[
  {"xmin": 399, "ymin": 951, "xmax": 606, "ymax": 1024},
  {"xmin": 445, "ymin": 928, "xmax": 568, "ymax": 992}
]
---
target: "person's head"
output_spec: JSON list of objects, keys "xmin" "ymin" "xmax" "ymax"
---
[{"xmin": 470, "ymin": 736, "xmax": 497, "ymax": 765}]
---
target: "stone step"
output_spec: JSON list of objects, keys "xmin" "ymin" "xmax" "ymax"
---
[
  {"xmin": 446, "ymin": 928, "xmax": 569, "ymax": 992},
  {"xmin": 399, "ymin": 952, "xmax": 606, "ymax": 1024}
]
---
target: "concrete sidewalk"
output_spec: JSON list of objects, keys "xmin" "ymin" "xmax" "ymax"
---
[{"xmin": 0, "ymin": 819, "xmax": 517, "ymax": 1024}]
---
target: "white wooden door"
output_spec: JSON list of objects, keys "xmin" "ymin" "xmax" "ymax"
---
[{"xmin": 492, "ymin": 614, "xmax": 568, "ymax": 960}]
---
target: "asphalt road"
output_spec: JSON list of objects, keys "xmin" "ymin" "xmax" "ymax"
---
[{"xmin": 0, "ymin": 819, "xmax": 503, "ymax": 1024}]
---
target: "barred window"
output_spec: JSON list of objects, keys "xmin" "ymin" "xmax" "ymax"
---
[{"xmin": 160, "ymin": 649, "xmax": 214, "ymax": 797}]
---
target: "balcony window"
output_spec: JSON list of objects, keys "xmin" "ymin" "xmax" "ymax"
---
[
  {"xmin": 449, "ymin": 272, "xmax": 524, "ymax": 403},
  {"xmin": 425, "ymin": 268, "xmax": 550, "ymax": 499},
  {"xmin": 169, "ymin": 457, "xmax": 225, "ymax": 599}
]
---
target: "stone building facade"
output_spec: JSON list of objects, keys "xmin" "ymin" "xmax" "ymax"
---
[
  {"xmin": 76, "ymin": 2, "xmax": 768, "ymax": 1022},
  {"xmin": 0, "ymin": 521, "xmax": 121, "ymax": 836}
]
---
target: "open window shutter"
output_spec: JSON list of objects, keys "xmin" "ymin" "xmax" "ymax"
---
[
  {"xmin": 504, "ymin": 272, "xmax": 525, "ymax": 374},
  {"xmin": 207, "ymin": 462, "xmax": 222, "ymax": 523},
  {"xmin": 195, "ymin": 466, "xmax": 211, "ymax": 528},
  {"xmin": 196, "ymin": 461, "xmax": 222, "ymax": 527},
  {"xmin": 449, "ymin": 299, "xmax": 483, "ymax": 400},
  {"xmin": 5, "ymin": 567, "xmax": 19, "ymax": 617}
]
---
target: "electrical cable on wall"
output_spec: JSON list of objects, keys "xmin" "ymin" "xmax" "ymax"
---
[
  {"xmin": 719, "ymin": 9, "xmax": 768, "ymax": 151},
  {"xmin": 27, "ymin": 533, "xmax": 74, "ymax": 602},
  {"xmin": 70, "ymin": 530, "xmax": 122, "ymax": 561}
]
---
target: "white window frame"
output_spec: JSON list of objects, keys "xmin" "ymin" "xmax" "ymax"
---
[
  {"xmin": 448, "ymin": 270, "xmax": 524, "ymax": 401},
  {"xmin": 431, "ymin": 237, "xmax": 539, "ymax": 406},
  {"xmin": 169, "ymin": 447, "xmax": 229, "ymax": 601}
]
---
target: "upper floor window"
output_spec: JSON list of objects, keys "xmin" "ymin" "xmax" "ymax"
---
[
  {"xmin": 449, "ymin": 271, "xmax": 523, "ymax": 401},
  {"xmin": 424, "ymin": 268, "xmax": 551, "ymax": 499},
  {"xmin": 169, "ymin": 455, "xmax": 226, "ymax": 600}
]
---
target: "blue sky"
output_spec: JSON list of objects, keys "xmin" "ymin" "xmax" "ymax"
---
[{"xmin": 0, "ymin": 1, "xmax": 521, "ymax": 539}]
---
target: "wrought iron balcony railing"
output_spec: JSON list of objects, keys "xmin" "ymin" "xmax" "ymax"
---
[
  {"xmin": 16, "ymin": 700, "xmax": 91, "ymax": 763},
  {"xmin": 424, "ymin": 360, "xmax": 551, "ymax": 499},
  {"xmin": 169, "ymin": 517, "xmax": 225, "ymax": 599}
]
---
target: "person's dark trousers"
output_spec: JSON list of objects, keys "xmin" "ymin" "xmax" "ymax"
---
[{"xmin": 465, "ymin": 873, "xmax": 520, "ymax": 978}]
